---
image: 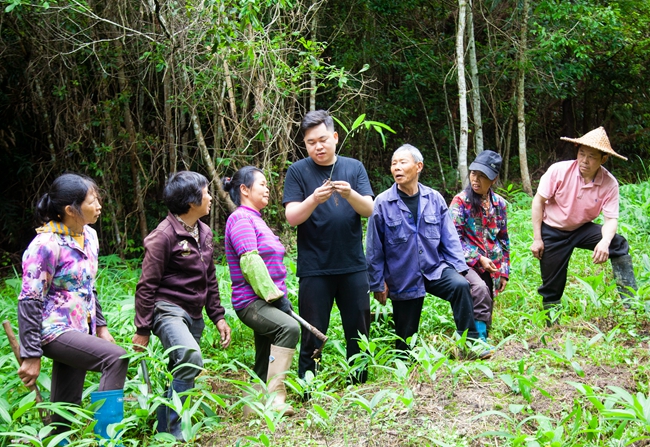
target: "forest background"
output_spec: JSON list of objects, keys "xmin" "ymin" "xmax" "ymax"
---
[{"xmin": 0, "ymin": 0, "xmax": 649, "ymax": 259}]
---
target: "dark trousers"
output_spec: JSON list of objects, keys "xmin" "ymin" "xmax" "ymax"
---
[
  {"xmin": 466, "ymin": 268, "xmax": 494, "ymax": 325},
  {"xmin": 42, "ymin": 330, "xmax": 128, "ymax": 430},
  {"xmin": 538, "ymin": 222, "xmax": 630, "ymax": 305},
  {"xmin": 297, "ymin": 271, "xmax": 370, "ymax": 378},
  {"xmin": 392, "ymin": 297, "xmax": 424, "ymax": 351},
  {"xmin": 391, "ymin": 267, "xmax": 479, "ymax": 351},
  {"xmin": 425, "ymin": 266, "xmax": 478, "ymax": 339},
  {"xmin": 236, "ymin": 299, "xmax": 300, "ymax": 382}
]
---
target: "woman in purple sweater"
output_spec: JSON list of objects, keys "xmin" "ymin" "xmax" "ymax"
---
[{"xmin": 223, "ymin": 166, "xmax": 299, "ymax": 416}]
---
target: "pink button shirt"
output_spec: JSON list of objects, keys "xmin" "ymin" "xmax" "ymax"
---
[{"xmin": 537, "ymin": 160, "xmax": 619, "ymax": 231}]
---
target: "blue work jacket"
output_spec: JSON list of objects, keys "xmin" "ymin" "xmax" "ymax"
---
[{"xmin": 366, "ymin": 183, "xmax": 468, "ymax": 300}]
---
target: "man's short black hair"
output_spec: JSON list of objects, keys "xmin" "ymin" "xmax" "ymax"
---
[
  {"xmin": 301, "ymin": 109, "xmax": 335, "ymax": 135},
  {"xmin": 163, "ymin": 171, "xmax": 209, "ymax": 215}
]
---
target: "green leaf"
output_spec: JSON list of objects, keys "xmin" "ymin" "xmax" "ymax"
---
[{"xmin": 350, "ymin": 114, "xmax": 366, "ymax": 131}]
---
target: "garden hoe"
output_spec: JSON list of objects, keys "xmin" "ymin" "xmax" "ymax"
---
[
  {"xmin": 2, "ymin": 319, "xmax": 51, "ymax": 424},
  {"xmin": 289, "ymin": 310, "xmax": 328, "ymax": 359}
]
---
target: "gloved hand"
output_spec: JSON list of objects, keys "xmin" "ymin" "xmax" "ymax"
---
[{"xmin": 272, "ymin": 296, "xmax": 293, "ymax": 315}]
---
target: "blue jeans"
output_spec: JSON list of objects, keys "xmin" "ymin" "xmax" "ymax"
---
[{"xmin": 152, "ymin": 301, "xmax": 205, "ymax": 381}]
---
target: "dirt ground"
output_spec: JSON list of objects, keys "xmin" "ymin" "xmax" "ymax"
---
[{"xmin": 197, "ymin": 327, "xmax": 648, "ymax": 447}]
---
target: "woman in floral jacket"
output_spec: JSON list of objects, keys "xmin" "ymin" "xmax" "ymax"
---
[
  {"xmin": 450, "ymin": 151, "xmax": 510, "ymax": 344},
  {"xmin": 17, "ymin": 173, "xmax": 128, "ymax": 441}
]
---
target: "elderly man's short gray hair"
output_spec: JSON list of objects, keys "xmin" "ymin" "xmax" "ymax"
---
[{"xmin": 393, "ymin": 144, "xmax": 424, "ymax": 163}]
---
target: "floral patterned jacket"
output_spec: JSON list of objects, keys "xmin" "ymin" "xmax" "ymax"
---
[
  {"xmin": 18, "ymin": 226, "xmax": 103, "ymax": 358},
  {"xmin": 449, "ymin": 189, "xmax": 510, "ymax": 283}
]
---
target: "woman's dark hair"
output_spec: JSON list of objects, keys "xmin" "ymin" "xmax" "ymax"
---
[
  {"xmin": 222, "ymin": 166, "xmax": 264, "ymax": 206},
  {"xmin": 464, "ymin": 183, "xmax": 485, "ymax": 216},
  {"xmin": 35, "ymin": 173, "xmax": 99, "ymax": 225},
  {"xmin": 163, "ymin": 171, "xmax": 209, "ymax": 215}
]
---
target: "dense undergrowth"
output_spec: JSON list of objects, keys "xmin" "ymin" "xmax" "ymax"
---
[{"xmin": 1, "ymin": 181, "xmax": 650, "ymax": 446}]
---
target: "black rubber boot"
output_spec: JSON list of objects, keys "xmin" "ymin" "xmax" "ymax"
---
[
  {"xmin": 543, "ymin": 300, "xmax": 562, "ymax": 327},
  {"xmin": 168, "ymin": 379, "xmax": 194, "ymax": 441},
  {"xmin": 611, "ymin": 254, "xmax": 638, "ymax": 306}
]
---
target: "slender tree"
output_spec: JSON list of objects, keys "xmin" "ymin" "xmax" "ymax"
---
[
  {"xmin": 517, "ymin": 0, "xmax": 533, "ymax": 195},
  {"xmin": 456, "ymin": 0, "xmax": 469, "ymax": 186}
]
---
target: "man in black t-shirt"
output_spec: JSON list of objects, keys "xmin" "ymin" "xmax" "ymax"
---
[{"xmin": 283, "ymin": 110, "xmax": 374, "ymax": 384}]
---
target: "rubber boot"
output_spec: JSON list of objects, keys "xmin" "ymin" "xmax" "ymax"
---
[
  {"xmin": 90, "ymin": 389, "xmax": 124, "ymax": 441},
  {"xmin": 543, "ymin": 300, "xmax": 562, "ymax": 327},
  {"xmin": 348, "ymin": 367, "xmax": 368, "ymax": 385},
  {"xmin": 267, "ymin": 345, "xmax": 295, "ymax": 416},
  {"xmin": 156, "ymin": 387, "xmax": 169, "ymax": 434},
  {"xmin": 474, "ymin": 320, "xmax": 493, "ymax": 360},
  {"xmin": 475, "ymin": 320, "xmax": 489, "ymax": 342},
  {"xmin": 611, "ymin": 254, "xmax": 638, "ymax": 307},
  {"xmin": 167, "ymin": 378, "xmax": 194, "ymax": 441}
]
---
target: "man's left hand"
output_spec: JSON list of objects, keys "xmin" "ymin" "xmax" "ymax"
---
[
  {"xmin": 592, "ymin": 240, "xmax": 610, "ymax": 264},
  {"xmin": 216, "ymin": 319, "xmax": 232, "ymax": 348},
  {"xmin": 331, "ymin": 181, "xmax": 352, "ymax": 199}
]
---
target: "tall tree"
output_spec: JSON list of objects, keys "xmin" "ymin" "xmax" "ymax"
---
[
  {"xmin": 456, "ymin": 0, "xmax": 469, "ymax": 186},
  {"xmin": 517, "ymin": 0, "xmax": 533, "ymax": 195},
  {"xmin": 467, "ymin": 0, "xmax": 484, "ymax": 155}
]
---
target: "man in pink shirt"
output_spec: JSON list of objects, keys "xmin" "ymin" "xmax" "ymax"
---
[{"xmin": 530, "ymin": 127, "xmax": 637, "ymax": 321}]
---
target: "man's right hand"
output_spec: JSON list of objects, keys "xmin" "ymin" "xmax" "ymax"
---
[
  {"xmin": 312, "ymin": 180, "xmax": 335, "ymax": 205},
  {"xmin": 132, "ymin": 333, "xmax": 150, "ymax": 352},
  {"xmin": 373, "ymin": 282, "xmax": 389, "ymax": 305},
  {"xmin": 531, "ymin": 239, "xmax": 545, "ymax": 260}
]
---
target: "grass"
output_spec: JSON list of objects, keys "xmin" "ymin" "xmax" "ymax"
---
[{"xmin": 0, "ymin": 180, "xmax": 649, "ymax": 446}]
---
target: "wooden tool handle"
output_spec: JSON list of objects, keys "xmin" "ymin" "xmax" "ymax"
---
[
  {"xmin": 290, "ymin": 310, "xmax": 328, "ymax": 343},
  {"xmin": 3, "ymin": 320, "xmax": 44, "ymax": 403}
]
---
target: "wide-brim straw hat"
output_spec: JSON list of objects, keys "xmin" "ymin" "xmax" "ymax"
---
[{"xmin": 560, "ymin": 126, "xmax": 627, "ymax": 161}]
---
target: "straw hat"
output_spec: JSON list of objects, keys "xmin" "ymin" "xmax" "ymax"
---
[{"xmin": 560, "ymin": 126, "xmax": 627, "ymax": 161}]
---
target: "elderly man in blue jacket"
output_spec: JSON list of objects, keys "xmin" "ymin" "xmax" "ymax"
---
[{"xmin": 366, "ymin": 144, "xmax": 486, "ymax": 357}]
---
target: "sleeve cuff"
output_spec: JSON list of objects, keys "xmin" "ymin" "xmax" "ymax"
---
[{"xmin": 136, "ymin": 327, "xmax": 151, "ymax": 336}]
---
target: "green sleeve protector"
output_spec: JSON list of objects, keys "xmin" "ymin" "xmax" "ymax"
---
[{"xmin": 240, "ymin": 250, "xmax": 284, "ymax": 302}]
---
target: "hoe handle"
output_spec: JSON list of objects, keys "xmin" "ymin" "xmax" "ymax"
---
[
  {"xmin": 289, "ymin": 311, "xmax": 328, "ymax": 343},
  {"xmin": 3, "ymin": 320, "xmax": 44, "ymax": 404}
]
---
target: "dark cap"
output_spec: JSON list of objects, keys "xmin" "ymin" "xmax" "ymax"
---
[{"xmin": 469, "ymin": 150, "xmax": 502, "ymax": 181}]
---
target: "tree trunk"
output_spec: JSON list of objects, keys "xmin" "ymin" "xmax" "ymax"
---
[
  {"xmin": 183, "ymin": 68, "xmax": 236, "ymax": 214},
  {"xmin": 467, "ymin": 0, "xmax": 484, "ymax": 155},
  {"xmin": 114, "ymin": 39, "xmax": 149, "ymax": 239},
  {"xmin": 503, "ymin": 114, "xmax": 513, "ymax": 184},
  {"xmin": 33, "ymin": 79, "xmax": 57, "ymax": 163},
  {"xmin": 164, "ymin": 66, "xmax": 176, "ymax": 174},
  {"xmin": 309, "ymin": 1, "xmax": 318, "ymax": 112},
  {"xmin": 517, "ymin": 0, "xmax": 533, "ymax": 195},
  {"xmin": 456, "ymin": 0, "xmax": 469, "ymax": 187}
]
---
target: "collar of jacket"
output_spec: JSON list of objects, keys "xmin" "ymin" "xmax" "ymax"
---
[{"xmin": 165, "ymin": 212, "xmax": 210, "ymax": 244}]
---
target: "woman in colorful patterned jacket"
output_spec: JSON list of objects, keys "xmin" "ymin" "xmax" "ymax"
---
[
  {"xmin": 17, "ymin": 173, "xmax": 128, "ymax": 442},
  {"xmin": 223, "ymin": 166, "xmax": 299, "ymax": 417},
  {"xmin": 450, "ymin": 151, "xmax": 510, "ymax": 344}
]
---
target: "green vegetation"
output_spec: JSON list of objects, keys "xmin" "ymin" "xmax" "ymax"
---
[
  {"xmin": 2, "ymin": 0, "xmax": 649, "ymax": 256},
  {"xmin": 0, "ymin": 181, "xmax": 649, "ymax": 446}
]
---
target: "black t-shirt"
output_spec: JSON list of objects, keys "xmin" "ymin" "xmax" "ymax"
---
[
  {"xmin": 397, "ymin": 187, "xmax": 420, "ymax": 224},
  {"xmin": 283, "ymin": 156, "xmax": 374, "ymax": 277}
]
